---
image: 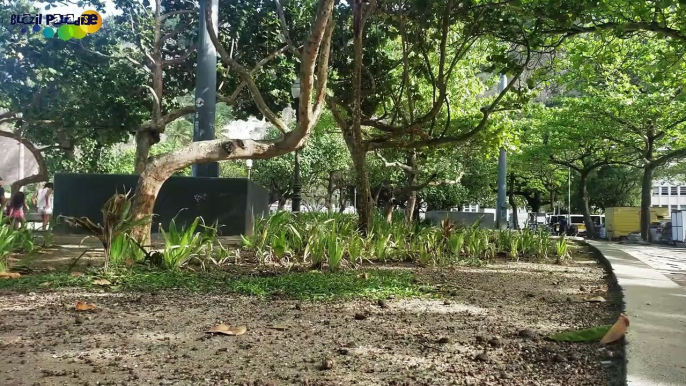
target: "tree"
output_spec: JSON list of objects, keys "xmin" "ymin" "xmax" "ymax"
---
[
  {"xmin": 130, "ymin": 0, "xmax": 336, "ymax": 243},
  {"xmin": 554, "ymin": 34, "xmax": 686, "ymax": 240}
]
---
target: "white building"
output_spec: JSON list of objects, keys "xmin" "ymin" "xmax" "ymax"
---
[{"xmin": 652, "ymin": 180, "xmax": 686, "ymax": 212}]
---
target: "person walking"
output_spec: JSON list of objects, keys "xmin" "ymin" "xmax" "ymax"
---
[
  {"xmin": 559, "ymin": 216, "xmax": 568, "ymax": 237},
  {"xmin": 6, "ymin": 192, "xmax": 29, "ymax": 229},
  {"xmin": 0, "ymin": 176, "xmax": 6, "ymax": 209},
  {"xmin": 36, "ymin": 182, "xmax": 54, "ymax": 230}
]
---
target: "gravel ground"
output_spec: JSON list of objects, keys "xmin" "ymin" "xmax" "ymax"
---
[{"xmin": 0, "ymin": 258, "xmax": 624, "ymax": 386}]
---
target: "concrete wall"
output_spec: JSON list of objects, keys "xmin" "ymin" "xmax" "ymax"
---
[
  {"xmin": 0, "ymin": 136, "xmax": 39, "ymax": 187},
  {"xmin": 425, "ymin": 211, "xmax": 496, "ymax": 229},
  {"xmin": 53, "ymin": 173, "xmax": 269, "ymax": 236}
]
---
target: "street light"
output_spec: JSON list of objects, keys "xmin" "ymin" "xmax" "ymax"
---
[
  {"xmin": 291, "ymin": 78, "xmax": 302, "ymax": 213},
  {"xmin": 246, "ymin": 159, "xmax": 253, "ymax": 180},
  {"xmin": 495, "ymin": 74, "xmax": 508, "ymax": 229}
]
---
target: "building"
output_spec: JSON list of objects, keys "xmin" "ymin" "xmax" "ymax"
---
[{"xmin": 652, "ymin": 180, "xmax": 686, "ymax": 212}]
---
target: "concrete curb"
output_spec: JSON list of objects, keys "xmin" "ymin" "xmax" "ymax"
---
[
  {"xmin": 584, "ymin": 241, "xmax": 628, "ymax": 385},
  {"xmin": 587, "ymin": 241, "xmax": 686, "ymax": 386}
]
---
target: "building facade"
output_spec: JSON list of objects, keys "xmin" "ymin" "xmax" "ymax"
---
[{"xmin": 652, "ymin": 180, "xmax": 686, "ymax": 212}]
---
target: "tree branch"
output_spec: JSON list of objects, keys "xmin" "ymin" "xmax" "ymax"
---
[
  {"xmin": 160, "ymin": 9, "xmax": 194, "ymax": 22},
  {"xmin": 163, "ymin": 44, "xmax": 196, "ymax": 67},
  {"xmin": 373, "ymin": 151, "xmax": 414, "ymax": 173}
]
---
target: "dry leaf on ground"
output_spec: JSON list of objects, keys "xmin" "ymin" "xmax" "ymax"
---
[
  {"xmin": 71, "ymin": 272, "xmax": 84, "ymax": 277},
  {"xmin": 268, "ymin": 325, "xmax": 288, "ymax": 331},
  {"xmin": 75, "ymin": 302, "xmax": 96, "ymax": 311},
  {"xmin": 0, "ymin": 272, "xmax": 21, "ymax": 279},
  {"xmin": 585, "ymin": 296, "xmax": 606, "ymax": 303},
  {"xmin": 125, "ymin": 258, "xmax": 135, "ymax": 268},
  {"xmin": 93, "ymin": 279, "xmax": 111, "ymax": 286},
  {"xmin": 600, "ymin": 313, "xmax": 630, "ymax": 345},
  {"xmin": 206, "ymin": 324, "xmax": 247, "ymax": 336}
]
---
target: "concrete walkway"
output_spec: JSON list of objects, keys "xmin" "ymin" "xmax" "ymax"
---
[
  {"xmin": 589, "ymin": 241, "xmax": 686, "ymax": 386},
  {"xmin": 617, "ymin": 245, "xmax": 686, "ymax": 288}
]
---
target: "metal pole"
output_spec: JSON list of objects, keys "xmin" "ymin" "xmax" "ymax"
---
[
  {"xmin": 353, "ymin": 187, "xmax": 357, "ymax": 212},
  {"xmin": 495, "ymin": 74, "xmax": 508, "ymax": 229},
  {"xmin": 291, "ymin": 99, "xmax": 302, "ymax": 213},
  {"xmin": 192, "ymin": 0, "xmax": 220, "ymax": 178}
]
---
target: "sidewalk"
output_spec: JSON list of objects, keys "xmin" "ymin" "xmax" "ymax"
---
[{"xmin": 588, "ymin": 241, "xmax": 686, "ymax": 386}]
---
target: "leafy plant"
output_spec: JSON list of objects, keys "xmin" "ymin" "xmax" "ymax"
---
[
  {"xmin": 160, "ymin": 216, "xmax": 203, "ymax": 271},
  {"xmin": 62, "ymin": 193, "xmax": 150, "ymax": 271}
]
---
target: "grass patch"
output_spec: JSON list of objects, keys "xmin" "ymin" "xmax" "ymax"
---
[{"xmin": 0, "ymin": 269, "xmax": 431, "ymax": 301}]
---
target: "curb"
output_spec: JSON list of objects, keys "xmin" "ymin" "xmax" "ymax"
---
[{"xmin": 584, "ymin": 241, "xmax": 628, "ymax": 386}]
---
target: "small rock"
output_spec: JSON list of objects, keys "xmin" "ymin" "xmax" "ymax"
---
[
  {"xmin": 488, "ymin": 337, "xmax": 502, "ymax": 347},
  {"xmin": 294, "ymin": 303, "xmax": 302, "ymax": 310},
  {"xmin": 568, "ymin": 352, "xmax": 582, "ymax": 361},
  {"xmin": 566, "ymin": 297, "xmax": 573, "ymax": 302},
  {"xmin": 320, "ymin": 357, "xmax": 335, "ymax": 370},
  {"xmin": 337, "ymin": 348, "xmax": 350, "ymax": 355},
  {"xmin": 449, "ymin": 290, "xmax": 458, "ymax": 296},
  {"xmin": 345, "ymin": 341, "xmax": 358, "ymax": 348},
  {"xmin": 475, "ymin": 352, "xmax": 489, "ymax": 362},
  {"xmin": 579, "ymin": 285, "xmax": 587, "ymax": 292},
  {"xmin": 518, "ymin": 329, "xmax": 537, "ymax": 339},
  {"xmin": 525, "ymin": 293, "xmax": 535, "ymax": 298},
  {"xmin": 499, "ymin": 372, "xmax": 513, "ymax": 380},
  {"xmin": 354, "ymin": 313, "xmax": 367, "ymax": 320},
  {"xmin": 475, "ymin": 335, "xmax": 486, "ymax": 343},
  {"xmin": 74, "ymin": 317, "xmax": 83, "ymax": 325},
  {"xmin": 443, "ymin": 300, "xmax": 451, "ymax": 306},
  {"xmin": 438, "ymin": 337, "xmax": 450, "ymax": 344},
  {"xmin": 377, "ymin": 299, "xmax": 388, "ymax": 309},
  {"xmin": 552, "ymin": 354, "xmax": 567, "ymax": 363}
]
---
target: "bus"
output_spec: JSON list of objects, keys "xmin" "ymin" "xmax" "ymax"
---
[{"xmin": 548, "ymin": 214, "xmax": 604, "ymax": 236}]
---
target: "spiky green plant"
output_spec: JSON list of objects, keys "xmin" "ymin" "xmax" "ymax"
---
[{"xmin": 160, "ymin": 216, "xmax": 203, "ymax": 271}]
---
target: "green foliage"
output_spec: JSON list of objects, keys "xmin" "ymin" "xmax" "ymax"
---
[
  {"xmin": 160, "ymin": 217, "xmax": 203, "ymax": 271},
  {"xmin": 547, "ymin": 325, "xmax": 612, "ymax": 343},
  {"xmin": 0, "ymin": 269, "xmax": 427, "ymax": 301},
  {"xmin": 0, "ymin": 214, "xmax": 37, "ymax": 272},
  {"xmin": 62, "ymin": 194, "xmax": 151, "ymax": 271}
]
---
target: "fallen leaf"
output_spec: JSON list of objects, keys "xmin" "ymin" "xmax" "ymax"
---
[
  {"xmin": 71, "ymin": 272, "xmax": 84, "ymax": 277},
  {"xmin": 600, "ymin": 313, "xmax": 630, "ymax": 345},
  {"xmin": 206, "ymin": 324, "xmax": 247, "ymax": 336},
  {"xmin": 585, "ymin": 296, "xmax": 606, "ymax": 303},
  {"xmin": 40, "ymin": 282, "xmax": 51, "ymax": 287},
  {"xmin": 93, "ymin": 279, "xmax": 111, "ymax": 286},
  {"xmin": 0, "ymin": 272, "xmax": 21, "ymax": 279},
  {"xmin": 125, "ymin": 258, "xmax": 135, "ymax": 268},
  {"xmin": 547, "ymin": 325, "xmax": 611, "ymax": 342},
  {"xmin": 75, "ymin": 302, "xmax": 95, "ymax": 311}
]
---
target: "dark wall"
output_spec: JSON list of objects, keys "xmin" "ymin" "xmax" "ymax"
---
[{"xmin": 53, "ymin": 173, "xmax": 269, "ymax": 236}]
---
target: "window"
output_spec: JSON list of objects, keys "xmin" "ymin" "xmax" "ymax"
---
[
  {"xmin": 681, "ymin": 186, "xmax": 686, "ymax": 195},
  {"xmin": 671, "ymin": 187, "xmax": 678, "ymax": 195},
  {"xmin": 662, "ymin": 187, "xmax": 669, "ymax": 195},
  {"xmin": 661, "ymin": 205, "xmax": 668, "ymax": 208},
  {"xmin": 653, "ymin": 187, "xmax": 660, "ymax": 195}
]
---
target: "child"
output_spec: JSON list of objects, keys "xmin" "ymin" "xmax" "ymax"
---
[
  {"xmin": 6, "ymin": 192, "xmax": 29, "ymax": 229},
  {"xmin": 36, "ymin": 182, "xmax": 53, "ymax": 230}
]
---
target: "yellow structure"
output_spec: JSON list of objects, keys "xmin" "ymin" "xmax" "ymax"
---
[{"xmin": 605, "ymin": 207, "xmax": 669, "ymax": 240}]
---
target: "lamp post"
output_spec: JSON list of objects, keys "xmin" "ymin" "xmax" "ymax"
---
[
  {"xmin": 495, "ymin": 74, "xmax": 508, "ymax": 229},
  {"xmin": 246, "ymin": 159, "xmax": 253, "ymax": 180},
  {"xmin": 291, "ymin": 79, "xmax": 302, "ymax": 213}
]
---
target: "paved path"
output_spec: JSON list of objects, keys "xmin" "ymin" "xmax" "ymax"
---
[
  {"xmin": 618, "ymin": 244, "xmax": 686, "ymax": 288},
  {"xmin": 589, "ymin": 242, "xmax": 686, "ymax": 386}
]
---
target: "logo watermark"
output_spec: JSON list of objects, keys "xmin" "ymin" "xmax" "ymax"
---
[{"xmin": 10, "ymin": 10, "xmax": 102, "ymax": 40}]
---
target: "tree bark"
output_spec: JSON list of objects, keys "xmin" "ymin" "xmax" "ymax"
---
[
  {"xmin": 338, "ymin": 186, "xmax": 346, "ymax": 213},
  {"xmin": 134, "ymin": 130, "xmax": 158, "ymax": 174},
  {"xmin": 326, "ymin": 171, "xmax": 335, "ymax": 213},
  {"xmin": 579, "ymin": 172, "xmax": 598, "ymax": 239},
  {"xmin": 404, "ymin": 151, "xmax": 417, "ymax": 224},
  {"xmin": 350, "ymin": 147, "xmax": 372, "ymax": 234},
  {"xmin": 508, "ymin": 173, "xmax": 518, "ymax": 229},
  {"xmin": 640, "ymin": 165, "xmax": 654, "ymax": 241}
]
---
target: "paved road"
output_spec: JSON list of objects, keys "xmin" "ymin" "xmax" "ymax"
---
[{"xmin": 618, "ymin": 244, "xmax": 686, "ymax": 288}]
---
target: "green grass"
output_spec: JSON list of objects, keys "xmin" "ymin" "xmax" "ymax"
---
[{"xmin": 0, "ymin": 269, "xmax": 430, "ymax": 301}]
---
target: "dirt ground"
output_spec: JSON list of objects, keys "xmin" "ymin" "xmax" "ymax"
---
[{"xmin": 0, "ymin": 249, "xmax": 625, "ymax": 386}]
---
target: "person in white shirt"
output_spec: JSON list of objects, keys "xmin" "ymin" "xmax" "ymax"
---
[{"xmin": 36, "ymin": 182, "xmax": 53, "ymax": 230}]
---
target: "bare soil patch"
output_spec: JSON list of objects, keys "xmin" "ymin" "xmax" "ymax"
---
[{"xmin": 0, "ymin": 257, "xmax": 623, "ymax": 385}]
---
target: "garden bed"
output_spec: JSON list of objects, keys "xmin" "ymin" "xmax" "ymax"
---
[{"xmin": 0, "ymin": 255, "xmax": 624, "ymax": 386}]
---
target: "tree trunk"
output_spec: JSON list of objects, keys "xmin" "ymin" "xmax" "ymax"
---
[
  {"xmin": 384, "ymin": 189, "xmax": 395, "ymax": 223},
  {"xmin": 338, "ymin": 186, "xmax": 346, "ymax": 213},
  {"xmin": 531, "ymin": 192, "xmax": 542, "ymax": 213},
  {"xmin": 579, "ymin": 172, "xmax": 597, "ymax": 239},
  {"xmin": 404, "ymin": 152, "xmax": 417, "ymax": 224},
  {"xmin": 278, "ymin": 196, "xmax": 287, "ymax": 211},
  {"xmin": 134, "ymin": 131, "xmax": 158, "ymax": 174},
  {"xmin": 508, "ymin": 173, "xmax": 518, "ymax": 229},
  {"xmin": 326, "ymin": 171, "xmax": 335, "ymax": 213},
  {"xmin": 351, "ymin": 147, "xmax": 372, "ymax": 234},
  {"xmin": 640, "ymin": 165, "xmax": 654, "ymax": 241}
]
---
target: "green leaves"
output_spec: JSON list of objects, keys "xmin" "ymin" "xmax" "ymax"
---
[{"xmin": 547, "ymin": 325, "xmax": 611, "ymax": 342}]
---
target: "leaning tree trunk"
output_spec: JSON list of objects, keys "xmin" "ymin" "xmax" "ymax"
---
[
  {"xmin": 134, "ymin": 130, "xmax": 158, "ymax": 174},
  {"xmin": 579, "ymin": 172, "xmax": 598, "ymax": 239},
  {"xmin": 350, "ymin": 148, "xmax": 373, "ymax": 234},
  {"xmin": 640, "ymin": 165, "xmax": 654, "ymax": 242}
]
